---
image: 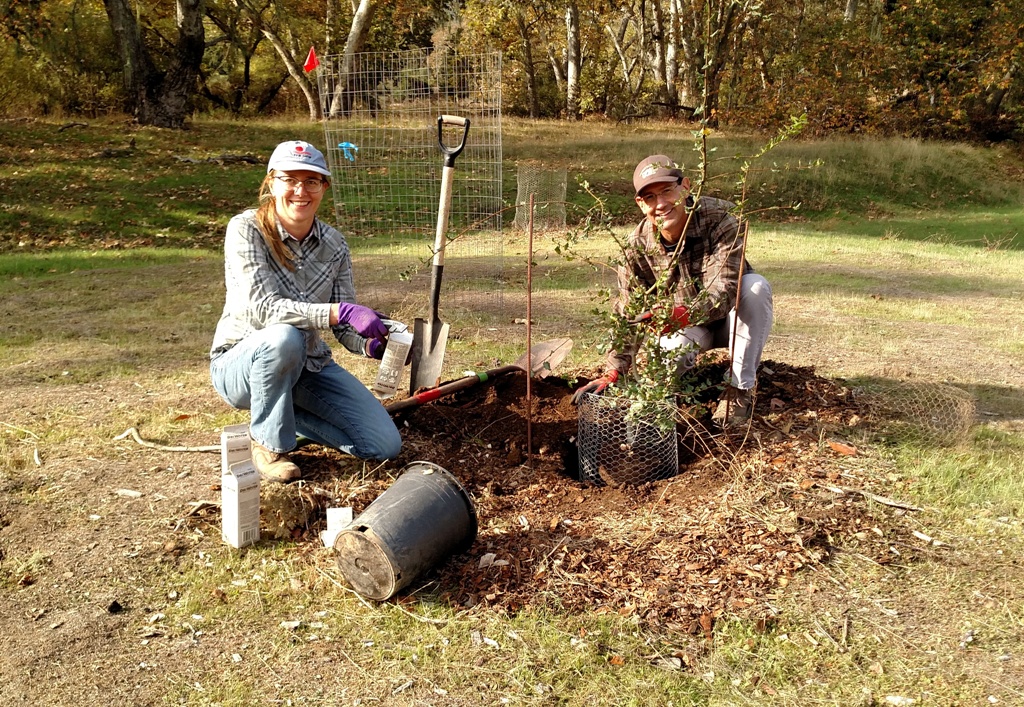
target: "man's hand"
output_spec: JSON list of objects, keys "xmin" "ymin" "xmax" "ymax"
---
[
  {"xmin": 336, "ymin": 302, "xmax": 388, "ymax": 343},
  {"xmin": 570, "ymin": 370, "xmax": 620, "ymax": 405},
  {"xmin": 627, "ymin": 305, "xmax": 690, "ymax": 333},
  {"xmin": 667, "ymin": 305, "xmax": 690, "ymax": 330}
]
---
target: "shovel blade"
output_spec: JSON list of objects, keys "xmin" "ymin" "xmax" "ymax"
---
[
  {"xmin": 410, "ymin": 317, "xmax": 450, "ymax": 393},
  {"xmin": 513, "ymin": 338, "xmax": 574, "ymax": 378}
]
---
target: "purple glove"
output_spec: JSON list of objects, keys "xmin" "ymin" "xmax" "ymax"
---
[
  {"xmin": 365, "ymin": 338, "xmax": 386, "ymax": 360},
  {"xmin": 336, "ymin": 302, "xmax": 388, "ymax": 343}
]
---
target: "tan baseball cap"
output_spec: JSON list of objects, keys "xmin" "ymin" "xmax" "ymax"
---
[{"xmin": 633, "ymin": 154, "xmax": 682, "ymax": 195}]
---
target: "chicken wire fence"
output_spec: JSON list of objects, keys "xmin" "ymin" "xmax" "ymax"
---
[
  {"xmin": 315, "ymin": 49, "xmax": 504, "ymax": 330},
  {"xmin": 855, "ymin": 380, "xmax": 976, "ymax": 445},
  {"xmin": 514, "ymin": 164, "xmax": 567, "ymax": 232},
  {"xmin": 577, "ymin": 393, "xmax": 680, "ymax": 486}
]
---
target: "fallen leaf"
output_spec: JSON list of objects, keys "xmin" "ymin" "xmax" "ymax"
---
[
  {"xmin": 828, "ymin": 440, "xmax": 857, "ymax": 456},
  {"xmin": 699, "ymin": 612, "xmax": 714, "ymax": 640},
  {"xmin": 609, "ymin": 655, "xmax": 625, "ymax": 666}
]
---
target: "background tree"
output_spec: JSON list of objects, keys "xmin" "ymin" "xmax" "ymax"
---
[
  {"xmin": 101, "ymin": 0, "xmax": 205, "ymax": 128},
  {"xmin": 0, "ymin": 0, "xmax": 1021, "ymax": 140}
]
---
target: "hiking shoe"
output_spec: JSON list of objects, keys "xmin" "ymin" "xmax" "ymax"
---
[
  {"xmin": 712, "ymin": 386, "xmax": 754, "ymax": 426},
  {"xmin": 250, "ymin": 440, "xmax": 301, "ymax": 482}
]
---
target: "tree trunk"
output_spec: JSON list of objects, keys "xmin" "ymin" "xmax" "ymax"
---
[
  {"xmin": 329, "ymin": 0, "xmax": 378, "ymax": 117},
  {"xmin": 646, "ymin": 0, "xmax": 666, "ymax": 90},
  {"xmin": 606, "ymin": 14, "xmax": 634, "ymax": 93},
  {"xmin": 515, "ymin": 11, "xmax": 540, "ymax": 119},
  {"xmin": 844, "ymin": 0, "xmax": 858, "ymax": 22},
  {"xmin": 261, "ymin": 27, "xmax": 320, "ymax": 121},
  {"xmin": 665, "ymin": 0, "xmax": 680, "ymax": 108},
  {"xmin": 565, "ymin": 1, "xmax": 581, "ymax": 119},
  {"xmin": 102, "ymin": 0, "xmax": 205, "ymax": 128},
  {"xmin": 540, "ymin": 26, "xmax": 565, "ymax": 94}
]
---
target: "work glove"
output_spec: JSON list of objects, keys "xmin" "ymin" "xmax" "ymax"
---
[
  {"xmin": 629, "ymin": 305, "xmax": 690, "ymax": 333},
  {"xmin": 365, "ymin": 338, "xmax": 386, "ymax": 360},
  {"xmin": 381, "ymin": 318, "xmax": 409, "ymax": 335},
  {"xmin": 570, "ymin": 370, "xmax": 619, "ymax": 405},
  {"xmin": 336, "ymin": 302, "xmax": 388, "ymax": 343}
]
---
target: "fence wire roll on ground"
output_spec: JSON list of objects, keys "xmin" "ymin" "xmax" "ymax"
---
[{"xmin": 855, "ymin": 379, "xmax": 976, "ymax": 445}]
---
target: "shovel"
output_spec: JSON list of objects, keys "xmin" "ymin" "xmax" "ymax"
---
[
  {"xmin": 410, "ymin": 114, "xmax": 471, "ymax": 393},
  {"xmin": 388, "ymin": 338, "xmax": 573, "ymax": 414}
]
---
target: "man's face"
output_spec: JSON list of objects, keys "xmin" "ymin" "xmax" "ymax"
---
[
  {"xmin": 271, "ymin": 169, "xmax": 327, "ymax": 224},
  {"xmin": 635, "ymin": 178, "xmax": 688, "ymax": 235}
]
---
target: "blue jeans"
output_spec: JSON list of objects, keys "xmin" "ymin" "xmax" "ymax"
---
[{"xmin": 210, "ymin": 324, "xmax": 402, "ymax": 460}]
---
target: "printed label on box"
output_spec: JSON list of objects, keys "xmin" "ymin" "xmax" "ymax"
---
[
  {"xmin": 222, "ymin": 460, "xmax": 260, "ymax": 548},
  {"xmin": 221, "ymin": 423, "xmax": 251, "ymax": 475},
  {"xmin": 372, "ymin": 330, "xmax": 413, "ymax": 399}
]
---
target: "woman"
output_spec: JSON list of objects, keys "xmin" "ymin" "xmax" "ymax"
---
[{"xmin": 210, "ymin": 140, "xmax": 402, "ymax": 482}]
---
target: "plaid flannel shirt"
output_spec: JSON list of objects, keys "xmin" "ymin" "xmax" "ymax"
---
[
  {"xmin": 210, "ymin": 209, "xmax": 367, "ymax": 370},
  {"xmin": 606, "ymin": 196, "xmax": 754, "ymax": 375}
]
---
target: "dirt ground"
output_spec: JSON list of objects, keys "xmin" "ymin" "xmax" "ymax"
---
[
  {"xmin": 226, "ymin": 358, "xmax": 906, "ymax": 632},
  {"xmin": 0, "ymin": 358, "xmax": 914, "ymax": 702}
]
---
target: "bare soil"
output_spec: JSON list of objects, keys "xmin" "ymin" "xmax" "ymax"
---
[
  {"xmin": 0, "ymin": 358, "xmax": 912, "ymax": 703},
  {"xmin": 234, "ymin": 359, "xmax": 904, "ymax": 632}
]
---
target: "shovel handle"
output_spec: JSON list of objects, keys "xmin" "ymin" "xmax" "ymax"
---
[
  {"xmin": 438, "ymin": 115, "xmax": 470, "ymax": 168},
  {"xmin": 428, "ymin": 115, "xmax": 471, "ymax": 313},
  {"xmin": 386, "ymin": 365, "xmax": 522, "ymax": 414}
]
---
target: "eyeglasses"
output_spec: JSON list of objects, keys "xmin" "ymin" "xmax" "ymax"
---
[
  {"xmin": 639, "ymin": 182, "xmax": 681, "ymax": 207},
  {"xmin": 273, "ymin": 175, "xmax": 326, "ymax": 194}
]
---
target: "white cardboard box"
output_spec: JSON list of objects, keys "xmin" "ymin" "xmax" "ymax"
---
[
  {"xmin": 320, "ymin": 506, "xmax": 354, "ymax": 548},
  {"xmin": 221, "ymin": 423, "xmax": 251, "ymax": 475},
  {"xmin": 372, "ymin": 330, "xmax": 414, "ymax": 399},
  {"xmin": 222, "ymin": 460, "xmax": 261, "ymax": 548}
]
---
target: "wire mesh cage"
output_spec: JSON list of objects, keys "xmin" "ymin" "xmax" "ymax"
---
[
  {"xmin": 855, "ymin": 380, "xmax": 976, "ymax": 445},
  {"xmin": 315, "ymin": 49, "xmax": 504, "ymax": 320},
  {"xmin": 577, "ymin": 393, "xmax": 680, "ymax": 486},
  {"xmin": 514, "ymin": 164, "xmax": 567, "ymax": 232}
]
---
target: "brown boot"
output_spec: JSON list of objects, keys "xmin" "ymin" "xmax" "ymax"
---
[
  {"xmin": 250, "ymin": 440, "xmax": 301, "ymax": 483},
  {"xmin": 712, "ymin": 386, "xmax": 753, "ymax": 426}
]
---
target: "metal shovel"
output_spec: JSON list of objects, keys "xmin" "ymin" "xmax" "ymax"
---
[{"xmin": 410, "ymin": 114, "xmax": 471, "ymax": 393}]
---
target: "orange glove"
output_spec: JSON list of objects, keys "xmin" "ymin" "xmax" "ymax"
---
[
  {"xmin": 570, "ymin": 370, "xmax": 619, "ymax": 405},
  {"xmin": 665, "ymin": 305, "xmax": 690, "ymax": 331},
  {"xmin": 628, "ymin": 306, "xmax": 690, "ymax": 333}
]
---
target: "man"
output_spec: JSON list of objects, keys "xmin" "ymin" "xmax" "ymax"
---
[{"xmin": 572, "ymin": 154, "xmax": 774, "ymax": 424}]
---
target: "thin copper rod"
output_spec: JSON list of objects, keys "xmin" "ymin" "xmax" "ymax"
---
[{"xmin": 526, "ymin": 193, "xmax": 535, "ymax": 469}]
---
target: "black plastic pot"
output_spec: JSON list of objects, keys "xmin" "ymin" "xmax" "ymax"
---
[{"xmin": 333, "ymin": 461, "xmax": 477, "ymax": 600}]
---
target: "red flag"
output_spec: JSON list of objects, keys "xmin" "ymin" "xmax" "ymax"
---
[{"xmin": 303, "ymin": 46, "xmax": 319, "ymax": 73}]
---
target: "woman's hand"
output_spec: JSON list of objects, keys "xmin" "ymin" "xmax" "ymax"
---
[{"xmin": 335, "ymin": 302, "xmax": 388, "ymax": 343}]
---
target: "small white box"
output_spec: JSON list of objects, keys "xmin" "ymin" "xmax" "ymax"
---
[
  {"xmin": 372, "ymin": 330, "xmax": 414, "ymax": 399},
  {"xmin": 321, "ymin": 506, "xmax": 354, "ymax": 548},
  {"xmin": 222, "ymin": 460, "xmax": 261, "ymax": 548},
  {"xmin": 221, "ymin": 423, "xmax": 251, "ymax": 475}
]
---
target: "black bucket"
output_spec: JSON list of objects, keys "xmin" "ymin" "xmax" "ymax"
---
[{"xmin": 333, "ymin": 461, "xmax": 477, "ymax": 601}]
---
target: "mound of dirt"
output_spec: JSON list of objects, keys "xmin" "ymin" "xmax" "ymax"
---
[{"xmin": 283, "ymin": 360, "xmax": 913, "ymax": 636}]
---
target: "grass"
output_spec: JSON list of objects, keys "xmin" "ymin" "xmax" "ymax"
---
[{"xmin": 1, "ymin": 117, "xmax": 1024, "ymax": 705}]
